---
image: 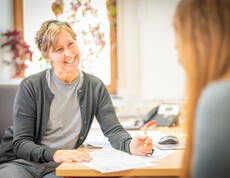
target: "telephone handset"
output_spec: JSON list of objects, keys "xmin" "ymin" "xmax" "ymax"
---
[
  {"xmin": 142, "ymin": 104, "xmax": 180, "ymax": 127},
  {"xmin": 142, "ymin": 105, "xmax": 159, "ymax": 124},
  {"xmin": 125, "ymin": 103, "xmax": 180, "ymax": 130}
]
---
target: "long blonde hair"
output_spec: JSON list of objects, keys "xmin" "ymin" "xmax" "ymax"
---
[{"xmin": 174, "ymin": 0, "xmax": 230, "ymax": 177}]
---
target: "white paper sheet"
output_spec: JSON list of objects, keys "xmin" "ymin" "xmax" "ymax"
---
[
  {"xmin": 84, "ymin": 130, "xmax": 177, "ymax": 159},
  {"xmin": 82, "ymin": 130, "xmax": 178, "ymax": 173},
  {"xmin": 83, "ymin": 130, "xmax": 111, "ymax": 148},
  {"xmin": 80, "ymin": 147, "xmax": 156, "ymax": 173}
]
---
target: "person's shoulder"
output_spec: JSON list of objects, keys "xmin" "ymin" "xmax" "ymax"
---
[
  {"xmin": 196, "ymin": 80, "xmax": 230, "ymax": 118},
  {"xmin": 195, "ymin": 80, "xmax": 230, "ymax": 135},
  {"xmin": 82, "ymin": 70, "xmax": 104, "ymax": 85},
  {"xmin": 19, "ymin": 70, "xmax": 47, "ymax": 88},
  {"xmin": 200, "ymin": 80, "xmax": 230, "ymax": 104}
]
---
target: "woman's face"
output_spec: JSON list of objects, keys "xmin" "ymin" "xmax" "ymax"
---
[{"xmin": 47, "ymin": 30, "xmax": 80, "ymax": 74}]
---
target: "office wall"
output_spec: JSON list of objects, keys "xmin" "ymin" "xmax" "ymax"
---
[{"xmin": 117, "ymin": 0, "xmax": 185, "ymax": 101}]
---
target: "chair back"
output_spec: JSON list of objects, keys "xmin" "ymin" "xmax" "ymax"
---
[{"xmin": 0, "ymin": 85, "xmax": 18, "ymax": 140}]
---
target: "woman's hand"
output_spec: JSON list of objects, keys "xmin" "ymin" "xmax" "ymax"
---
[
  {"xmin": 52, "ymin": 149, "xmax": 93, "ymax": 163},
  {"xmin": 129, "ymin": 134, "xmax": 153, "ymax": 156}
]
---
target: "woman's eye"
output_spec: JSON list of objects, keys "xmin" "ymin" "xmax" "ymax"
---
[
  {"xmin": 57, "ymin": 48, "xmax": 63, "ymax": 52},
  {"xmin": 68, "ymin": 42, "xmax": 73, "ymax": 46}
]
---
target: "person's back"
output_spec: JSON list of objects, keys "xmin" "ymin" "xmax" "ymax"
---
[
  {"xmin": 173, "ymin": 0, "xmax": 230, "ymax": 177},
  {"xmin": 193, "ymin": 81, "xmax": 230, "ymax": 178}
]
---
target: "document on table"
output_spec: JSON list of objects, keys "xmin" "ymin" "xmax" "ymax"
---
[
  {"xmin": 84, "ymin": 130, "xmax": 177, "ymax": 159},
  {"xmin": 80, "ymin": 147, "xmax": 156, "ymax": 173},
  {"xmin": 84, "ymin": 129, "xmax": 184, "ymax": 150},
  {"xmin": 83, "ymin": 131, "xmax": 175, "ymax": 161},
  {"xmin": 82, "ymin": 130, "xmax": 178, "ymax": 173},
  {"xmin": 84, "ymin": 130, "xmax": 166, "ymax": 148},
  {"xmin": 83, "ymin": 130, "xmax": 112, "ymax": 148}
]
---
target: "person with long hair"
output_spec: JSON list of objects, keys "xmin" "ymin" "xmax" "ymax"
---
[{"xmin": 174, "ymin": 0, "xmax": 230, "ymax": 177}]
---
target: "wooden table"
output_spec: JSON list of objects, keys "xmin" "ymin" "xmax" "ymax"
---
[{"xmin": 56, "ymin": 126, "xmax": 186, "ymax": 177}]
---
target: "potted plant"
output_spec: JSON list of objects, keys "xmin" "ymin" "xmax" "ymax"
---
[{"xmin": 1, "ymin": 30, "xmax": 33, "ymax": 78}]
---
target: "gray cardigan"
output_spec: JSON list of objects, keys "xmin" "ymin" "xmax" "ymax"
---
[{"xmin": 0, "ymin": 70, "xmax": 132, "ymax": 163}]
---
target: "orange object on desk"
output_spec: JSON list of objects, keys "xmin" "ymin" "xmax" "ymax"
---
[{"xmin": 144, "ymin": 120, "xmax": 157, "ymax": 129}]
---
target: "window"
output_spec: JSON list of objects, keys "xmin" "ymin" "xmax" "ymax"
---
[{"xmin": 14, "ymin": 0, "xmax": 117, "ymax": 94}]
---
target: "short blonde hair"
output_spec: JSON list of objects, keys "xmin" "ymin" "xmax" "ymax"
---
[{"xmin": 35, "ymin": 20, "xmax": 77, "ymax": 58}]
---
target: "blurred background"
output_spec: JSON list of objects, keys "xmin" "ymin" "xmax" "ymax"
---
[{"xmin": 0, "ymin": 0, "xmax": 184, "ymax": 118}]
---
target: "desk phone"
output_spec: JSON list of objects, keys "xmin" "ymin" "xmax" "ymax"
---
[{"xmin": 143, "ymin": 104, "xmax": 180, "ymax": 127}]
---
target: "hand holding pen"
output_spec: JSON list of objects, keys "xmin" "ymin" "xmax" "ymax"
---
[
  {"xmin": 144, "ymin": 120, "xmax": 157, "ymax": 155},
  {"xmin": 129, "ymin": 120, "xmax": 157, "ymax": 156}
]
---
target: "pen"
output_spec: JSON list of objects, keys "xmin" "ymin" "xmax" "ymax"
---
[
  {"xmin": 144, "ymin": 127, "xmax": 148, "ymax": 147},
  {"xmin": 144, "ymin": 120, "xmax": 157, "ymax": 154}
]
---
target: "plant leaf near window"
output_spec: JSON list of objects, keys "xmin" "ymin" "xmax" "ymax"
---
[{"xmin": 1, "ymin": 30, "xmax": 33, "ymax": 78}]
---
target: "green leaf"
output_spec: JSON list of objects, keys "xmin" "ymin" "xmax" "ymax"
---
[{"xmin": 38, "ymin": 56, "xmax": 43, "ymax": 61}]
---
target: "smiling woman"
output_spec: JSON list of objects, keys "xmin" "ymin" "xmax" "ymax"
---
[
  {"xmin": 34, "ymin": 20, "xmax": 80, "ymax": 83},
  {"xmin": 14, "ymin": 0, "xmax": 117, "ymax": 94},
  {"xmin": 0, "ymin": 18, "xmax": 154, "ymax": 178}
]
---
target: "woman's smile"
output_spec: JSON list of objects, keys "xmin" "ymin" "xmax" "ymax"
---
[
  {"xmin": 65, "ymin": 57, "xmax": 76, "ymax": 64},
  {"xmin": 46, "ymin": 29, "xmax": 81, "ymax": 83}
]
